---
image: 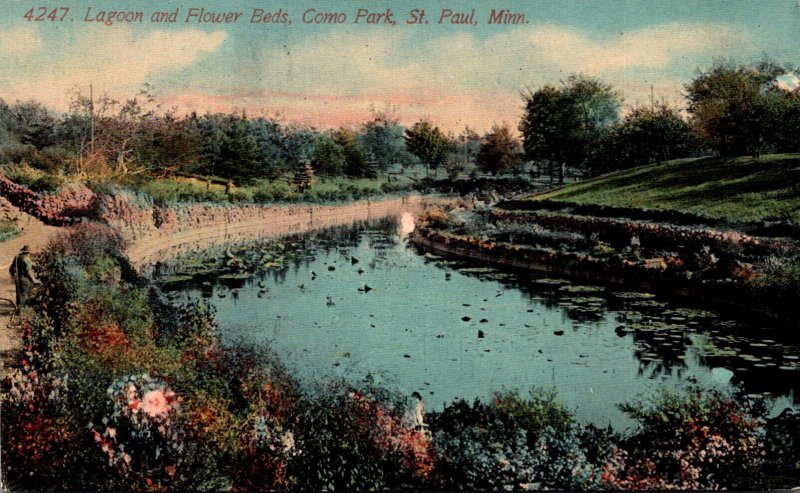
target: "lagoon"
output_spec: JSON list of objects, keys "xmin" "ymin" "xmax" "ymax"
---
[{"xmin": 155, "ymin": 215, "xmax": 800, "ymax": 429}]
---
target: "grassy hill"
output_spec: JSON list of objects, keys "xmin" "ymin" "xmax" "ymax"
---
[{"xmin": 532, "ymin": 154, "xmax": 800, "ymax": 223}]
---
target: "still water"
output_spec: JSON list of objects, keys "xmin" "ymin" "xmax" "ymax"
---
[{"xmin": 155, "ymin": 215, "xmax": 799, "ymax": 429}]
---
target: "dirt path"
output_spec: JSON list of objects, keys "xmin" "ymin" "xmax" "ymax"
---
[{"xmin": 0, "ymin": 214, "xmax": 61, "ymax": 366}]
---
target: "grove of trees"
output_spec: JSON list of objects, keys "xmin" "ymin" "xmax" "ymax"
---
[{"xmin": 2, "ymin": 57, "xmax": 800, "ymax": 189}]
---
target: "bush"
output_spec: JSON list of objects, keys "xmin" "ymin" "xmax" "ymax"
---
[
  {"xmin": 428, "ymin": 389, "xmax": 604, "ymax": 491},
  {"xmin": 290, "ymin": 381, "xmax": 432, "ymax": 491},
  {"xmin": 606, "ymin": 387, "xmax": 765, "ymax": 490}
]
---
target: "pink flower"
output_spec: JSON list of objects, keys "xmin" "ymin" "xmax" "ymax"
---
[
  {"xmin": 142, "ymin": 389, "xmax": 170, "ymax": 417},
  {"xmin": 128, "ymin": 399, "xmax": 141, "ymax": 412},
  {"xmin": 107, "ymin": 427, "xmax": 116, "ymax": 438},
  {"xmin": 165, "ymin": 465, "xmax": 176, "ymax": 477}
]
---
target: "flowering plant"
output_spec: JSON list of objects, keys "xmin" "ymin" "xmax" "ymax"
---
[{"xmin": 92, "ymin": 374, "xmax": 183, "ymax": 490}]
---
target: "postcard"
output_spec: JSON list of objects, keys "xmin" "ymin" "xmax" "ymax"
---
[{"xmin": 1, "ymin": 1, "xmax": 799, "ymax": 490}]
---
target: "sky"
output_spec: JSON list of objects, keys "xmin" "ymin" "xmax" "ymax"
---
[{"xmin": 1, "ymin": 0, "xmax": 799, "ymax": 133}]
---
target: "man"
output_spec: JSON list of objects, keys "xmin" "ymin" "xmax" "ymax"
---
[{"xmin": 9, "ymin": 245, "xmax": 40, "ymax": 309}]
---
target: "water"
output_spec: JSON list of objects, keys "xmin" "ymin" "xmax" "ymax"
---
[{"xmin": 154, "ymin": 215, "xmax": 800, "ymax": 429}]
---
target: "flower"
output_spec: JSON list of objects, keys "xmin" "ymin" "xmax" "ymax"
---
[{"xmin": 142, "ymin": 389, "xmax": 170, "ymax": 418}]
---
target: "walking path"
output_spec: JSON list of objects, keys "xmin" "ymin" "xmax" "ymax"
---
[{"xmin": 0, "ymin": 212, "xmax": 60, "ymax": 370}]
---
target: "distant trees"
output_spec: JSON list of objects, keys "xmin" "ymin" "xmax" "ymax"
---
[
  {"xmin": 310, "ymin": 134, "xmax": 346, "ymax": 177},
  {"xmin": 403, "ymin": 119, "xmax": 452, "ymax": 177},
  {"xmin": 683, "ymin": 58, "xmax": 800, "ymax": 158},
  {"xmin": 586, "ymin": 102, "xmax": 699, "ymax": 174},
  {"xmin": 359, "ymin": 109, "xmax": 414, "ymax": 172},
  {"xmin": 8, "ymin": 101, "xmax": 56, "ymax": 149},
  {"xmin": 520, "ymin": 75, "xmax": 620, "ymax": 184},
  {"xmin": 476, "ymin": 124, "xmax": 520, "ymax": 175},
  {"xmin": 685, "ymin": 60, "xmax": 789, "ymax": 157},
  {"xmin": 332, "ymin": 128, "xmax": 369, "ymax": 178}
]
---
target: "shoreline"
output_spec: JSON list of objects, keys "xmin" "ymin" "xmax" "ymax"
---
[
  {"xmin": 125, "ymin": 195, "xmax": 448, "ymax": 267},
  {"xmin": 412, "ymin": 227, "xmax": 797, "ymax": 327}
]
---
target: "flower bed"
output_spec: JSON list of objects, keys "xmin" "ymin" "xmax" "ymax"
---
[{"xmin": 2, "ymin": 222, "xmax": 799, "ymax": 490}]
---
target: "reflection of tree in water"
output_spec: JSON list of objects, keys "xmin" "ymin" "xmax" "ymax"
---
[{"xmin": 420, "ymin": 252, "xmax": 800, "ymax": 400}]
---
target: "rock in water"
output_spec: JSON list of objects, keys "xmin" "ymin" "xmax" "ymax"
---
[
  {"xmin": 554, "ymin": 330, "xmax": 564, "ymax": 336},
  {"xmin": 478, "ymin": 330, "xmax": 485, "ymax": 338}
]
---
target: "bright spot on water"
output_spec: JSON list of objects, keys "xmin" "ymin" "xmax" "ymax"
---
[
  {"xmin": 711, "ymin": 367, "xmax": 734, "ymax": 384},
  {"xmin": 399, "ymin": 212, "xmax": 415, "ymax": 235}
]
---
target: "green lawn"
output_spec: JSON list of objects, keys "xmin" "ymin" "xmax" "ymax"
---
[{"xmin": 532, "ymin": 154, "xmax": 800, "ymax": 223}]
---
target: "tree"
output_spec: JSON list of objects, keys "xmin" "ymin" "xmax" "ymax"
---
[
  {"xmin": 685, "ymin": 59, "xmax": 788, "ymax": 157},
  {"xmin": 332, "ymin": 128, "xmax": 368, "ymax": 177},
  {"xmin": 359, "ymin": 109, "xmax": 413, "ymax": 172},
  {"xmin": 476, "ymin": 124, "xmax": 520, "ymax": 175},
  {"xmin": 520, "ymin": 75, "xmax": 620, "ymax": 184},
  {"xmin": 250, "ymin": 117, "xmax": 288, "ymax": 179},
  {"xmin": 10, "ymin": 100, "xmax": 56, "ymax": 149},
  {"xmin": 310, "ymin": 134, "xmax": 346, "ymax": 176},
  {"xmin": 403, "ymin": 119, "xmax": 452, "ymax": 177},
  {"xmin": 612, "ymin": 102, "xmax": 698, "ymax": 168}
]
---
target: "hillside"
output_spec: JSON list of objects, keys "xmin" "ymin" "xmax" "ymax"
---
[{"xmin": 532, "ymin": 154, "xmax": 800, "ymax": 223}]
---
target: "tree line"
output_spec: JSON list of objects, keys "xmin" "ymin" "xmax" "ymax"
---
[
  {"xmin": 520, "ymin": 58, "xmax": 800, "ymax": 184},
  {"xmin": 2, "ymin": 57, "xmax": 800, "ymax": 186}
]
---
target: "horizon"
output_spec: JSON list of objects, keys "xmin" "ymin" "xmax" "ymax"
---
[{"xmin": 1, "ymin": 0, "xmax": 798, "ymax": 133}]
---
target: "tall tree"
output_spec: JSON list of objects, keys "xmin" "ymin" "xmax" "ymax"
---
[
  {"xmin": 475, "ymin": 124, "xmax": 520, "ymax": 176},
  {"xmin": 359, "ymin": 109, "xmax": 413, "ymax": 172},
  {"xmin": 520, "ymin": 75, "xmax": 620, "ymax": 184},
  {"xmin": 10, "ymin": 100, "xmax": 56, "ymax": 149},
  {"xmin": 332, "ymin": 127, "xmax": 368, "ymax": 177},
  {"xmin": 685, "ymin": 59, "xmax": 788, "ymax": 157},
  {"xmin": 613, "ymin": 102, "xmax": 698, "ymax": 167},
  {"xmin": 403, "ymin": 119, "xmax": 452, "ymax": 177},
  {"xmin": 310, "ymin": 134, "xmax": 346, "ymax": 176}
]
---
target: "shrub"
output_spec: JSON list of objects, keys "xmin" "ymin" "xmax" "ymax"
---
[
  {"xmin": 428, "ymin": 389, "xmax": 604, "ymax": 491},
  {"xmin": 290, "ymin": 381, "xmax": 432, "ymax": 491},
  {"xmin": 606, "ymin": 387, "xmax": 765, "ymax": 490},
  {"xmin": 763, "ymin": 408, "xmax": 800, "ymax": 487}
]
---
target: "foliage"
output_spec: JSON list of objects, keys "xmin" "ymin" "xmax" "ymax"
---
[
  {"xmin": 588, "ymin": 102, "xmax": 699, "ymax": 175},
  {"xmin": 607, "ymin": 387, "xmax": 765, "ymax": 490},
  {"xmin": 310, "ymin": 134, "xmax": 346, "ymax": 176},
  {"xmin": 403, "ymin": 119, "xmax": 453, "ymax": 176},
  {"xmin": 520, "ymin": 74, "xmax": 620, "ymax": 183},
  {"xmin": 359, "ymin": 109, "xmax": 415, "ymax": 171},
  {"xmin": 290, "ymin": 382, "xmax": 432, "ymax": 491},
  {"xmin": 332, "ymin": 127, "xmax": 369, "ymax": 177},
  {"xmin": 0, "ymin": 219, "xmax": 18, "ymax": 242},
  {"xmin": 476, "ymin": 123, "xmax": 521, "ymax": 175},
  {"xmin": 685, "ymin": 58, "xmax": 793, "ymax": 157},
  {"xmin": 428, "ymin": 389, "xmax": 604, "ymax": 491}
]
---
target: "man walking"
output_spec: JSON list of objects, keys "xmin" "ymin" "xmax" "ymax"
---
[{"xmin": 9, "ymin": 245, "xmax": 40, "ymax": 309}]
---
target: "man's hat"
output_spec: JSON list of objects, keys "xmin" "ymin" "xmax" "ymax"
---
[{"xmin": 19, "ymin": 245, "xmax": 30, "ymax": 253}]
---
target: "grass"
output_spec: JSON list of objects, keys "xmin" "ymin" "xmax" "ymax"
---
[
  {"xmin": 125, "ymin": 174, "xmax": 418, "ymax": 205},
  {"xmin": 532, "ymin": 154, "xmax": 800, "ymax": 223},
  {"xmin": 0, "ymin": 220, "xmax": 18, "ymax": 242}
]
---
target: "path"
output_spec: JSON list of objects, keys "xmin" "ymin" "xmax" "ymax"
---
[{"xmin": 0, "ymin": 212, "xmax": 60, "ymax": 367}]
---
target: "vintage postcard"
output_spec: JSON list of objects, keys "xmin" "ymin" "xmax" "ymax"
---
[{"xmin": 1, "ymin": 0, "xmax": 799, "ymax": 490}]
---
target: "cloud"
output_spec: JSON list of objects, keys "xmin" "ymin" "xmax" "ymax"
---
[
  {"xmin": 1, "ymin": 27, "xmax": 226, "ymax": 107},
  {"xmin": 175, "ymin": 21, "xmax": 751, "ymax": 131},
  {"xmin": 1, "ymin": 20, "xmax": 754, "ymax": 132},
  {"xmin": 0, "ymin": 26, "xmax": 41, "ymax": 56}
]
